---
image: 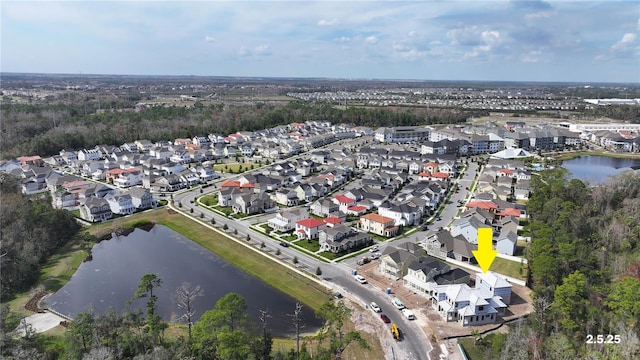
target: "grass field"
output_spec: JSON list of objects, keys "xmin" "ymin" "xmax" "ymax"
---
[
  {"xmin": 213, "ymin": 163, "xmax": 255, "ymax": 173},
  {"xmin": 489, "ymin": 257, "xmax": 527, "ymax": 281}
]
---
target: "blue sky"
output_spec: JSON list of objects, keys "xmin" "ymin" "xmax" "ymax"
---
[{"xmin": 2, "ymin": 1, "xmax": 639, "ymax": 83}]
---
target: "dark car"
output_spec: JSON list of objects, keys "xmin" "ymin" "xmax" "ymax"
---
[
  {"xmin": 380, "ymin": 314, "xmax": 391, "ymax": 323},
  {"xmin": 279, "ymin": 242, "xmax": 288, "ymax": 247}
]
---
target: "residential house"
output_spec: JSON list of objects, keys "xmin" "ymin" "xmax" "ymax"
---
[
  {"xmin": 268, "ymin": 208, "xmax": 308, "ymax": 232},
  {"xmin": 295, "ymin": 218, "xmax": 326, "ymax": 240},
  {"xmin": 319, "ymin": 225, "xmax": 371, "ymax": 253},
  {"xmin": 135, "ymin": 140, "xmax": 154, "ymax": 152},
  {"xmin": 232, "ymin": 193, "xmax": 272, "ymax": 215},
  {"xmin": 360, "ymin": 213, "xmax": 398, "ymax": 238},
  {"xmin": 105, "ymin": 193, "xmax": 135, "ymax": 215},
  {"xmin": 179, "ymin": 170, "xmax": 201, "ymax": 186},
  {"xmin": 128, "ymin": 187, "xmax": 157, "ymax": 210},
  {"xmin": 403, "ymin": 257, "xmax": 470, "ymax": 298},
  {"xmin": 79, "ymin": 197, "xmax": 113, "ymax": 222},
  {"xmin": 77, "ymin": 148, "xmax": 102, "ymax": 161},
  {"xmin": 377, "ymin": 201, "xmax": 423, "ymax": 227},
  {"xmin": 310, "ymin": 199, "xmax": 339, "ymax": 217},
  {"xmin": 273, "ymin": 190, "xmax": 299, "ymax": 207},
  {"xmin": 432, "ymin": 283, "xmax": 506, "ymax": 326},
  {"xmin": 450, "ymin": 215, "xmax": 492, "ymax": 245},
  {"xmin": 194, "ymin": 166, "xmax": 218, "ymax": 182},
  {"xmin": 475, "ymin": 271, "xmax": 512, "ymax": 304},
  {"xmin": 378, "ymin": 244, "xmax": 422, "ymax": 279},
  {"xmin": 333, "ymin": 195, "xmax": 356, "ymax": 213},
  {"xmin": 496, "ymin": 231, "xmax": 517, "ymax": 256},
  {"xmin": 152, "ymin": 174, "xmax": 185, "ymax": 192},
  {"xmin": 423, "ymin": 229, "xmax": 477, "ymax": 263},
  {"xmin": 113, "ymin": 169, "xmax": 144, "ymax": 188}
]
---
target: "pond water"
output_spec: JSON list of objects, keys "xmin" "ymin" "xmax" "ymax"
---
[
  {"xmin": 42, "ymin": 225, "xmax": 321, "ymax": 337},
  {"xmin": 562, "ymin": 155, "xmax": 640, "ymax": 184}
]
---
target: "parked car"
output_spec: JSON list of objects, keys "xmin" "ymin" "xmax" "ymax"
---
[
  {"xmin": 380, "ymin": 314, "xmax": 391, "ymax": 323},
  {"xmin": 354, "ymin": 274, "xmax": 367, "ymax": 284},
  {"xmin": 369, "ymin": 245, "xmax": 379, "ymax": 253},
  {"xmin": 357, "ymin": 257, "xmax": 371, "ymax": 266},
  {"xmin": 279, "ymin": 242, "xmax": 288, "ymax": 247},
  {"xmin": 370, "ymin": 252, "xmax": 381, "ymax": 260},
  {"xmin": 370, "ymin": 302, "xmax": 381, "ymax": 312},
  {"xmin": 332, "ymin": 292, "xmax": 343, "ymax": 299},
  {"xmin": 402, "ymin": 308, "xmax": 415, "ymax": 320}
]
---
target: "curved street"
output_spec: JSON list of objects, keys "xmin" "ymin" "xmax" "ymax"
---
[{"xmin": 170, "ymin": 158, "xmax": 481, "ymax": 360}]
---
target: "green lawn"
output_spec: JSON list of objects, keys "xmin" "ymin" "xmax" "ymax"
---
[
  {"xmin": 295, "ymin": 240, "xmax": 320, "ymax": 252},
  {"xmin": 489, "ymin": 257, "xmax": 527, "ymax": 281},
  {"xmin": 200, "ymin": 194, "xmax": 217, "ymax": 206},
  {"xmin": 214, "ymin": 163, "xmax": 255, "ymax": 173}
]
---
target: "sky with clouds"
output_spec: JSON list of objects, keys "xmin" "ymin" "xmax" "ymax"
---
[{"xmin": 2, "ymin": 1, "xmax": 639, "ymax": 83}]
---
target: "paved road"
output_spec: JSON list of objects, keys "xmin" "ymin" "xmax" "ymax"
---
[{"xmin": 171, "ymin": 159, "xmax": 480, "ymax": 360}]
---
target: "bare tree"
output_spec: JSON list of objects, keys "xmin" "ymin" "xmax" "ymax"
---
[
  {"xmin": 173, "ymin": 282, "xmax": 204, "ymax": 341},
  {"xmin": 290, "ymin": 302, "xmax": 304, "ymax": 360}
]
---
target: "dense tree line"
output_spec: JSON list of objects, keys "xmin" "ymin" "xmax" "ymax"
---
[
  {"xmin": 489, "ymin": 170, "xmax": 640, "ymax": 360},
  {"xmin": 0, "ymin": 174, "xmax": 82, "ymax": 301},
  {"xmin": 1, "ymin": 101, "xmax": 480, "ymax": 159},
  {"xmin": 585, "ymin": 105, "xmax": 640, "ymax": 122},
  {"xmin": 1, "ymin": 274, "xmax": 367, "ymax": 360}
]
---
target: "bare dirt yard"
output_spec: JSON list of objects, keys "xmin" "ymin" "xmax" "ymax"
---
[{"xmin": 356, "ymin": 260, "xmax": 534, "ymax": 358}]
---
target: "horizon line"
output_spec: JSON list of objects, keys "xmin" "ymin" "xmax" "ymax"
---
[{"xmin": 2, "ymin": 71, "xmax": 639, "ymax": 86}]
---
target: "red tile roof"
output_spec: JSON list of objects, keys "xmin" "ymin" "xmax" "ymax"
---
[
  {"xmin": 220, "ymin": 180, "xmax": 241, "ymax": 187},
  {"xmin": 296, "ymin": 218, "xmax": 326, "ymax": 228},
  {"xmin": 348, "ymin": 205, "xmax": 367, "ymax": 212},
  {"xmin": 334, "ymin": 195, "xmax": 355, "ymax": 204},
  {"xmin": 361, "ymin": 213, "xmax": 394, "ymax": 224},
  {"xmin": 466, "ymin": 201, "xmax": 498, "ymax": 210},
  {"xmin": 324, "ymin": 216, "xmax": 344, "ymax": 225},
  {"xmin": 431, "ymin": 172, "xmax": 449, "ymax": 178},
  {"xmin": 498, "ymin": 208, "xmax": 521, "ymax": 217}
]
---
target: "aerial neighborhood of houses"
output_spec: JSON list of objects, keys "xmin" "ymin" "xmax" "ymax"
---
[{"xmin": 3, "ymin": 119, "xmax": 640, "ymax": 327}]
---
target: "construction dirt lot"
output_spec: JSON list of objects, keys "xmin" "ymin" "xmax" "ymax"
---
[{"xmin": 356, "ymin": 261, "xmax": 534, "ymax": 358}]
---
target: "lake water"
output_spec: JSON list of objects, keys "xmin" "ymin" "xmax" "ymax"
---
[
  {"xmin": 42, "ymin": 225, "xmax": 321, "ymax": 336},
  {"xmin": 562, "ymin": 155, "xmax": 640, "ymax": 184}
]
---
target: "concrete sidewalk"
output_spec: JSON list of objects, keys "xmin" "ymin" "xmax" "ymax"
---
[{"xmin": 15, "ymin": 312, "xmax": 66, "ymax": 336}]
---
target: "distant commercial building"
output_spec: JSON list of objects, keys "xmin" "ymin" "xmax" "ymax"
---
[
  {"xmin": 559, "ymin": 122, "xmax": 640, "ymax": 133},
  {"xmin": 375, "ymin": 126, "xmax": 431, "ymax": 143},
  {"xmin": 583, "ymin": 99, "xmax": 640, "ymax": 106}
]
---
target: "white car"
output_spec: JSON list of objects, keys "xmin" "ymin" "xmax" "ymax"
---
[
  {"xmin": 370, "ymin": 302, "xmax": 381, "ymax": 312},
  {"xmin": 370, "ymin": 252, "xmax": 381, "ymax": 260},
  {"xmin": 354, "ymin": 275, "xmax": 367, "ymax": 284},
  {"xmin": 369, "ymin": 245, "xmax": 379, "ymax": 253}
]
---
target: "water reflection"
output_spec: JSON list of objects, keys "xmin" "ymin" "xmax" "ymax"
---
[
  {"xmin": 43, "ymin": 225, "xmax": 321, "ymax": 336},
  {"xmin": 562, "ymin": 155, "xmax": 640, "ymax": 184}
]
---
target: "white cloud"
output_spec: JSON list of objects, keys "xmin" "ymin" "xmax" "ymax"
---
[
  {"xmin": 611, "ymin": 33, "xmax": 637, "ymax": 51},
  {"xmin": 521, "ymin": 50, "xmax": 542, "ymax": 63},
  {"xmin": 317, "ymin": 18, "xmax": 337, "ymax": 26},
  {"xmin": 365, "ymin": 35, "xmax": 378, "ymax": 44},
  {"xmin": 204, "ymin": 35, "xmax": 216, "ymax": 43},
  {"xmin": 238, "ymin": 44, "xmax": 272, "ymax": 57},
  {"xmin": 254, "ymin": 44, "xmax": 272, "ymax": 56}
]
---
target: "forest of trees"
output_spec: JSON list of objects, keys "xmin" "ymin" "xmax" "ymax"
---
[
  {"xmin": 0, "ymin": 174, "xmax": 82, "ymax": 301},
  {"xmin": 0, "ymin": 101, "xmax": 483, "ymax": 159},
  {"xmin": 474, "ymin": 170, "xmax": 640, "ymax": 360},
  {"xmin": 1, "ymin": 278, "xmax": 366, "ymax": 360}
]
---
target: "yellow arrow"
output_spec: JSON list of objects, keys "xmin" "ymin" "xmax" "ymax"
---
[{"xmin": 472, "ymin": 228, "xmax": 497, "ymax": 273}]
